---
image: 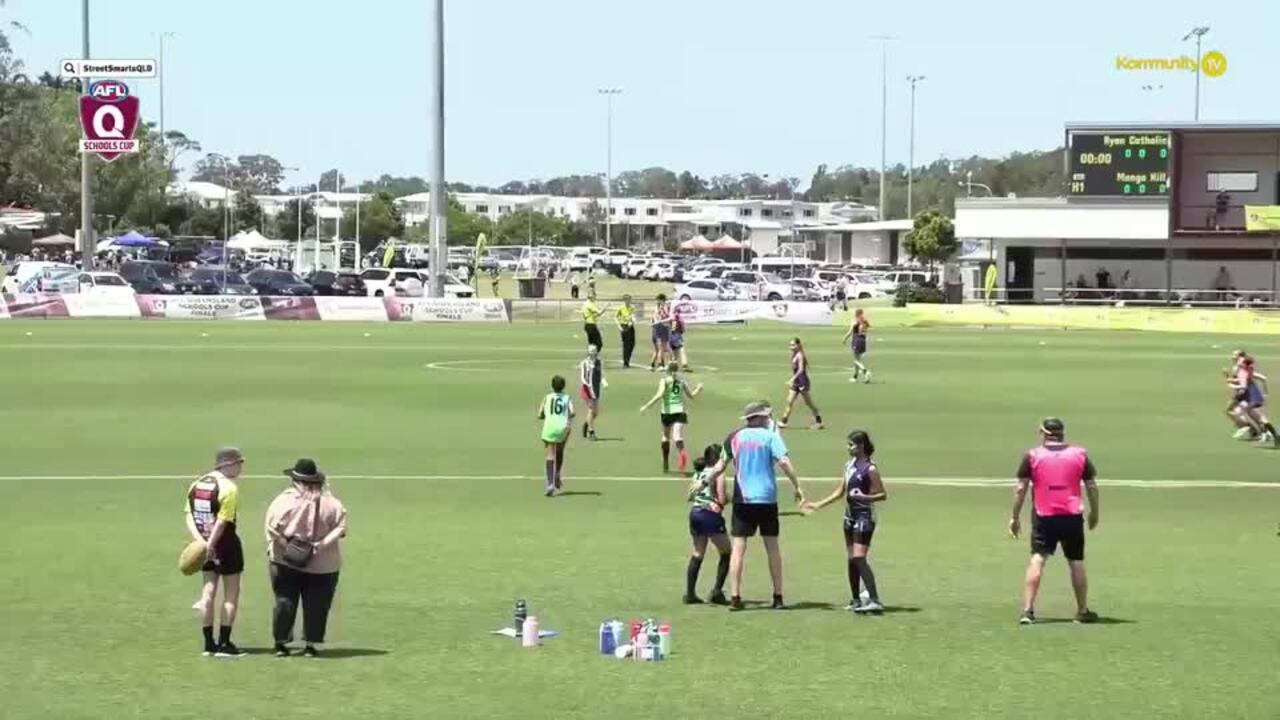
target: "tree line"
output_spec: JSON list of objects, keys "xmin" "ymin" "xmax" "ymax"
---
[{"xmin": 0, "ymin": 12, "xmax": 1065, "ymax": 252}]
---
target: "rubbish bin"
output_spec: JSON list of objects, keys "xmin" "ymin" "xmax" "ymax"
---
[
  {"xmin": 945, "ymin": 282, "xmax": 964, "ymax": 304},
  {"xmin": 517, "ymin": 277, "xmax": 547, "ymax": 298}
]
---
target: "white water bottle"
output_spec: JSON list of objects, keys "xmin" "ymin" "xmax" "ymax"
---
[{"xmin": 522, "ymin": 616, "xmax": 539, "ymax": 647}]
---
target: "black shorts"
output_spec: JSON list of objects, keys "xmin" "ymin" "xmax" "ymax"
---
[
  {"xmin": 1031, "ymin": 513, "xmax": 1084, "ymax": 561},
  {"xmin": 654, "ymin": 325, "xmax": 671, "ymax": 343},
  {"xmin": 584, "ymin": 324, "xmax": 603, "ymax": 348},
  {"xmin": 852, "ymin": 336, "xmax": 867, "ymax": 355},
  {"xmin": 689, "ymin": 508, "xmax": 727, "ymax": 536},
  {"xmin": 660, "ymin": 412, "xmax": 688, "ymax": 427},
  {"xmin": 731, "ymin": 502, "xmax": 780, "ymax": 538},
  {"xmin": 842, "ymin": 516, "xmax": 876, "ymax": 546},
  {"xmin": 202, "ymin": 531, "xmax": 245, "ymax": 575}
]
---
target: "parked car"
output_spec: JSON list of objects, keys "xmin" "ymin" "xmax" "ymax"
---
[
  {"xmin": 120, "ymin": 260, "xmax": 198, "ymax": 295},
  {"xmin": 2, "ymin": 261, "xmax": 78, "ymax": 293},
  {"xmin": 564, "ymin": 246, "xmax": 609, "ymax": 272},
  {"xmin": 604, "ymin": 248, "xmax": 633, "ymax": 275},
  {"xmin": 673, "ymin": 279, "xmax": 743, "ymax": 301},
  {"xmin": 306, "ymin": 270, "xmax": 367, "ymax": 297},
  {"xmin": 624, "ymin": 257, "xmax": 653, "ymax": 279},
  {"xmin": 722, "ymin": 271, "xmax": 792, "ymax": 301},
  {"xmin": 190, "ymin": 267, "xmax": 257, "ymax": 295},
  {"xmin": 244, "ymin": 268, "xmax": 315, "ymax": 296},
  {"xmin": 644, "ymin": 260, "xmax": 682, "ymax": 282},
  {"xmin": 873, "ymin": 269, "xmax": 934, "ymax": 294},
  {"xmin": 360, "ymin": 267, "xmax": 473, "ymax": 298},
  {"xmin": 789, "ymin": 278, "xmax": 832, "ymax": 302},
  {"xmin": 75, "ymin": 272, "xmax": 136, "ymax": 297}
]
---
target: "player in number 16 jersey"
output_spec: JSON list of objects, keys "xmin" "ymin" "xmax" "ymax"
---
[{"xmin": 538, "ymin": 374, "xmax": 575, "ymax": 497}]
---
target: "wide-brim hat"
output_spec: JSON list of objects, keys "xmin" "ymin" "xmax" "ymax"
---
[
  {"xmin": 284, "ymin": 458, "xmax": 326, "ymax": 484},
  {"xmin": 741, "ymin": 401, "xmax": 773, "ymax": 420}
]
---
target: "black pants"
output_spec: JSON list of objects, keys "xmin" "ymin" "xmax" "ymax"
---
[
  {"xmin": 270, "ymin": 562, "xmax": 340, "ymax": 645},
  {"xmin": 584, "ymin": 323, "xmax": 604, "ymax": 351},
  {"xmin": 620, "ymin": 326, "xmax": 636, "ymax": 367}
]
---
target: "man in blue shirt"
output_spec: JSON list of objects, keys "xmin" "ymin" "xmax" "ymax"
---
[{"xmin": 710, "ymin": 401, "xmax": 805, "ymax": 611}]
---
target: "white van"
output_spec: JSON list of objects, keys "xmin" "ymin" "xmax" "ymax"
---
[{"xmin": 751, "ymin": 256, "xmax": 818, "ymax": 275}]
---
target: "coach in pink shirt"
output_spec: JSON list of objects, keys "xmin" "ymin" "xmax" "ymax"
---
[{"xmin": 1009, "ymin": 417, "xmax": 1100, "ymax": 625}]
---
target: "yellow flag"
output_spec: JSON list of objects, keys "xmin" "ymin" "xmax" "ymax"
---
[
  {"xmin": 1245, "ymin": 206, "xmax": 1280, "ymax": 232},
  {"xmin": 983, "ymin": 263, "xmax": 998, "ymax": 300},
  {"xmin": 474, "ymin": 232, "xmax": 488, "ymax": 272},
  {"xmin": 382, "ymin": 242, "xmax": 396, "ymax": 268}
]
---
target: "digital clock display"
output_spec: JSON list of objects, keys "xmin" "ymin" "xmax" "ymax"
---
[{"xmin": 1068, "ymin": 132, "xmax": 1171, "ymax": 197}]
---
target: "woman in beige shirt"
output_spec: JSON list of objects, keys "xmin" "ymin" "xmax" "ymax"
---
[{"xmin": 265, "ymin": 459, "xmax": 348, "ymax": 658}]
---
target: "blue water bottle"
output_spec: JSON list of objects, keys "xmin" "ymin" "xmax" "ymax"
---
[
  {"xmin": 599, "ymin": 620, "xmax": 616, "ymax": 655},
  {"xmin": 514, "ymin": 600, "xmax": 527, "ymax": 635}
]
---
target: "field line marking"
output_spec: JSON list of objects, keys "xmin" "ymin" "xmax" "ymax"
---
[{"xmin": 0, "ymin": 473, "xmax": 1273, "ymax": 488}]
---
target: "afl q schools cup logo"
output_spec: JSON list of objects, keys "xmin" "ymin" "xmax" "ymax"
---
[{"xmin": 79, "ymin": 80, "xmax": 141, "ymax": 162}]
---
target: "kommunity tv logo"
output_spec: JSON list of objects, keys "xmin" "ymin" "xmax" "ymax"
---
[{"xmin": 1115, "ymin": 50, "xmax": 1227, "ymax": 77}]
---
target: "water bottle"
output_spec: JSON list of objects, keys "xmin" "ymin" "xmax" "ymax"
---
[
  {"xmin": 658, "ymin": 624, "xmax": 671, "ymax": 659},
  {"xmin": 610, "ymin": 620, "xmax": 626, "ymax": 648},
  {"xmin": 633, "ymin": 627, "xmax": 648, "ymax": 661},
  {"xmin": 598, "ymin": 620, "xmax": 616, "ymax": 655},
  {"xmin": 646, "ymin": 621, "xmax": 661, "ymax": 662},
  {"xmin": 522, "ymin": 616, "xmax": 539, "ymax": 648},
  {"xmin": 514, "ymin": 600, "xmax": 527, "ymax": 634}
]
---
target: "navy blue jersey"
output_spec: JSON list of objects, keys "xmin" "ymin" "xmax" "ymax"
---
[{"xmin": 843, "ymin": 457, "xmax": 877, "ymax": 525}]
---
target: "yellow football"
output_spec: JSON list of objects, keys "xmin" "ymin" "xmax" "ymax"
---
[{"xmin": 178, "ymin": 540, "xmax": 207, "ymax": 576}]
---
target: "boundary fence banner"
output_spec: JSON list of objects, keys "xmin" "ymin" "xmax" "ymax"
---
[
  {"xmin": 384, "ymin": 297, "xmax": 510, "ymax": 322},
  {"xmin": 2, "ymin": 293, "xmax": 70, "ymax": 318},
  {"xmin": 908, "ymin": 303, "xmax": 1280, "ymax": 335},
  {"xmin": 63, "ymin": 293, "xmax": 142, "ymax": 318},
  {"xmin": 136, "ymin": 295, "xmax": 266, "ymax": 320},
  {"xmin": 672, "ymin": 300, "xmax": 833, "ymax": 325},
  {"xmin": 314, "ymin": 296, "xmax": 392, "ymax": 322}
]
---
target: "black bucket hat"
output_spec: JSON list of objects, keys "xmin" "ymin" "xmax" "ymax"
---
[{"xmin": 284, "ymin": 458, "xmax": 326, "ymax": 484}]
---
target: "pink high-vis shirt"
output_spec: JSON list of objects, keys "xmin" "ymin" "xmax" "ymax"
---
[{"xmin": 1017, "ymin": 444, "xmax": 1096, "ymax": 517}]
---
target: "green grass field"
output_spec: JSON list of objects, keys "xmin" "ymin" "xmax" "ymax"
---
[{"xmin": 2, "ymin": 319, "xmax": 1279, "ymax": 719}]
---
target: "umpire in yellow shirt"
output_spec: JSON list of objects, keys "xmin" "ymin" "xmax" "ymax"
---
[
  {"xmin": 582, "ymin": 292, "xmax": 604, "ymax": 352},
  {"xmin": 615, "ymin": 294, "xmax": 637, "ymax": 368}
]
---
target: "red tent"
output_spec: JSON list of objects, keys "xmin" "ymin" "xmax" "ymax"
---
[
  {"xmin": 710, "ymin": 235, "xmax": 744, "ymax": 250},
  {"xmin": 680, "ymin": 235, "xmax": 713, "ymax": 251}
]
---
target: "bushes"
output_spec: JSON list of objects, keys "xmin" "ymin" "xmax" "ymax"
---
[{"xmin": 893, "ymin": 282, "xmax": 945, "ymax": 307}]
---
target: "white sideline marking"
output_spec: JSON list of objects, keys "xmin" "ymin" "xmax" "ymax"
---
[{"xmin": 0, "ymin": 473, "xmax": 1273, "ymax": 488}]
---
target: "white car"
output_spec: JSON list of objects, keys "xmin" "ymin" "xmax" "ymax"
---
[
  {"xmin": 789, "ymin": 278, "xmax": 832, "ymax": 302},
  {"xmin": 721, "ymin": 271, "xmax": 792, "ymax": 301},
  {"xmin": 644, "ymin": 260, "xmax": 679, "ymax": 282},
  {"xmin": 624, "ymin": 257, "xmax": 652, "ymax": 279},
  {"xmin": 76, "ymin": 272, "xmax": 136, "ymax": 297},
  {"xmin": 873, "ymin": 270, "xmax": 933, "ymax": 294},
  {"xmin": 564, "ymin": 247, "xmax": 609, "ymax": 272},
  {"xmin": 673, "ymin": 279, "xmax": 742, "ymax": 301},
  {"xmin": 360, "ymin": 268, "xmax": 474, "ymax": 298},
  {"xmin": 685, "ymin": 259, "xmax": 728, "ymax": 281},
  {"xmin": 2, "ymin": 261, "xmax": 77, "ymax": 293},
  {"xmin": 604, "ymin": 248, "xmax": 632, "ymax": 272}
]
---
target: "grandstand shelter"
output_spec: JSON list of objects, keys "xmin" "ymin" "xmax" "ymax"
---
[{"xmin": 955, "ymin": 122, "xmax": 1280, "ymax": 304}]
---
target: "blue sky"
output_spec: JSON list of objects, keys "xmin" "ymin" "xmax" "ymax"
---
[{"xmin": 11, "ymin": 0, "xmax": 1279, "ymax": 190}]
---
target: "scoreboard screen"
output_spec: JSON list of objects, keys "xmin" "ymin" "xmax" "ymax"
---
[{"xmin": 1068, "ymin": 132, "xmax": 1171, "ymax": 197}]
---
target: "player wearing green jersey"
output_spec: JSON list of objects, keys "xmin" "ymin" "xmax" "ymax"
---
[
  {"xmin": 639, "ymin": 362, "xmax": 703, "ymax": 473},
  {"xmin": 537, "ymin": 375, "xmax": 575, "ymax": 497},
  {"xmin": 684, "ymin": 444, "xmax": 731, "ymax": 605}
]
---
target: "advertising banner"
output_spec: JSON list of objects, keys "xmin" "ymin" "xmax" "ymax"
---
[
  {"xmin": 385, "ymin": 298, "xmax": 510, "ymax": 323},
  {"xmin": 314, "ymin": 296, "xmax": 393, "ymax": 322},
  {"xmin": 671, "ymin": 300, "xmax": 834, "ymax": 326},
  {"xmin": 62, "ymin": 293, "xmax": 142, "ymax": 318},
  {"xmin": 1244, "ymin": 205, "xmax": 1280, "ymax": 232},
  {"xmin": 136, "ymin": 295, "xmax": 266, "ymax": 320},
  {"xmin": 908, "ymin": 303, "xmax": 1280, "ymax": 335},
  {"xmin": 3, "ymin": 293, "xmax": 70, "ymax": 318},
  {"xmin": 259, "ymin": 296, "xmax": 321, "ymax": 321}
]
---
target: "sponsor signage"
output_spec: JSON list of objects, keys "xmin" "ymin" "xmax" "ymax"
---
[{"xmin": 79, "ymin": 80, "xmax": 141, "ymax": 161}]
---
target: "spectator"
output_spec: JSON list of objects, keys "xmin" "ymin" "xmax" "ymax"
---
[
  {"xmin": 265, "ymin": 459, "xmax": 348, "ymax": 659},
  {"xmin": 1095, "ymin": 267, "xmax": 1111, "ymax": 290}
]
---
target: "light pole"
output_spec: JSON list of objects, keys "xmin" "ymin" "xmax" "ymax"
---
[
  {"xmin": 157, "ymin": 32, "xmax": 176, "ymax": 144},
  {"xmin": 960, "ymin": 171, "xmax": 993, "ymax": 198},
  {"xmin": 871, "ymin": 36, "xmax": 894, "ymax": 221},
  {"xmin": 79, "ymin": 0, "xmax": 93, "ymax": 269},
  {"xmin": 354, "ymin": 184, "xmax": 362, "ymax": 271},
  {"xmin": 906, "ymin": 74, "xmax": 925, "ymax": 219},
  {"xmin": 1182, "ymin": 26, "xmax": 1209, "ymax": 121},
  {"xmin": 598, "ymin": 88, "xmax": 622, "ymax": 247},
  {"xmin": 428, "ymin": 0, "xmax": 447, "ymax": 297},
  {"xmin": 282, "ymin": 166, "xmax": 302, "ymax": 269}
]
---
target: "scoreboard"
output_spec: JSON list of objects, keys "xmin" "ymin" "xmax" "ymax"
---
[{"xmin": 1068, "ymin": 131, "xmax": 1171, "ymax": 197}]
